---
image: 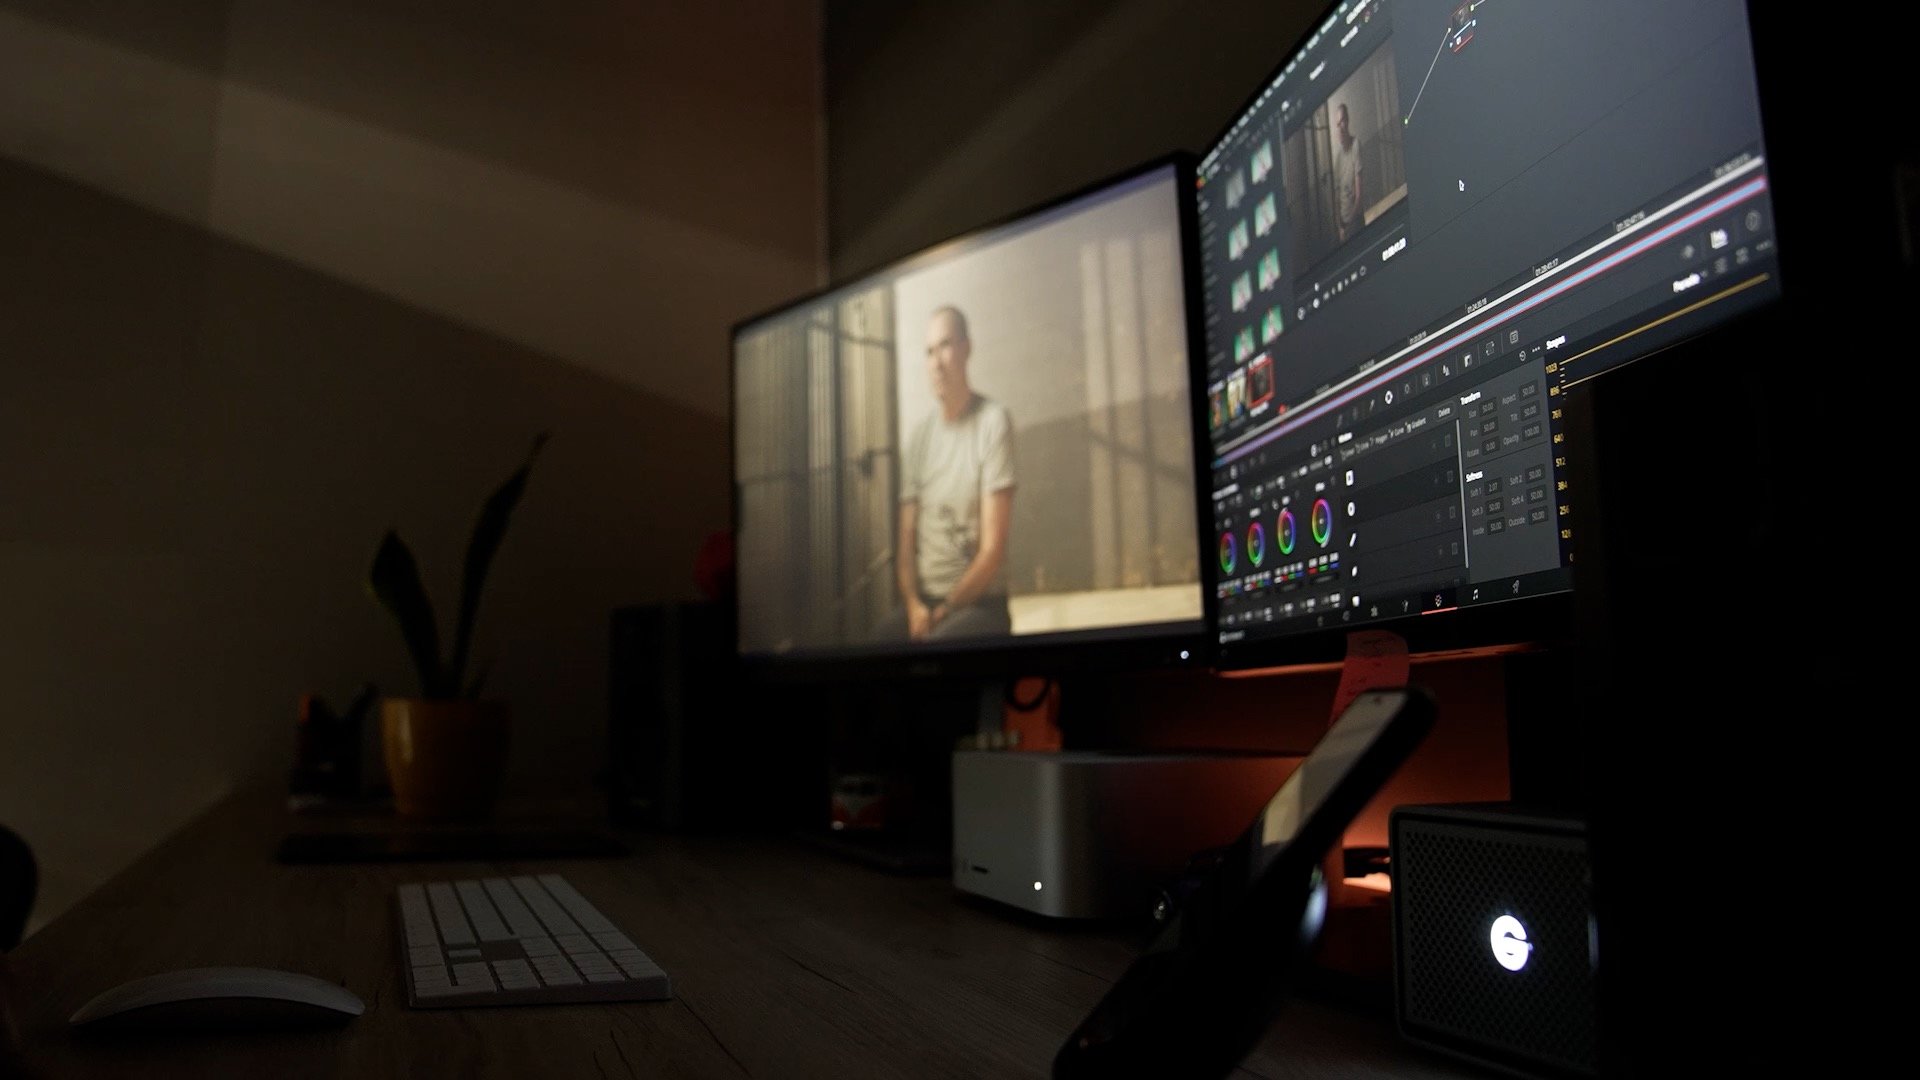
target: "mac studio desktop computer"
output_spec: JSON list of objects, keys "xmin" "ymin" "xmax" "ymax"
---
[
  {"xmin": 1194, "ymin": 0, "xmax": 1791, "ymax": 1074},
  {"xmin": 731, "ymin": 156, "xmax": 1298, "ymax": 918}
]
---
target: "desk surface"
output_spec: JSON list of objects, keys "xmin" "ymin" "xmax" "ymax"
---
[{"xmin": 4, "ymin": 790, "xmax": 1483, "ymax": 1079}]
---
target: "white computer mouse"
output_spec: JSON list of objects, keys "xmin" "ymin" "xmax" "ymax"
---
[{"xmin": 69, "ymin": 967, "xmax": 365, "ymax": 1032}]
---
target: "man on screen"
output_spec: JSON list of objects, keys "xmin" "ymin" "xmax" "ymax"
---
[
  {"xmin": 889, "ymin": 305, "xmax": 1015, "ymax": 642},
  {"xmin": 1332, "ymin": 102, "xmax": 1363, "ymax": 242}
]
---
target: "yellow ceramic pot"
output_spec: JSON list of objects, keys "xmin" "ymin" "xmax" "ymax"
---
[{"xmin": 381, "ymin": 698, "xmax": 509, "ymax": 819}]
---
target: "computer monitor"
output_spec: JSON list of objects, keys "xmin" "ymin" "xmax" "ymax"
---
[
  {"xmin": 732, "ymin": 156, "xmax": 1210, "ymax": 679},
  {"xmin": 1195, "ymin": 0, "xmax": 1779, "ymax": 668}
]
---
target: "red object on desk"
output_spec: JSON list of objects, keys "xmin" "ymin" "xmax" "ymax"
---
[
  {"xmin": 693, "ymin": 530, "xmax": 734, "ymax": 602},
  {"xmin": 1002, "ymin": 677, "xmax": 1063, "ymax": 751},
  {"xmin": 828, "ymin": 773, "xmax": 894, "ymax": 831}
]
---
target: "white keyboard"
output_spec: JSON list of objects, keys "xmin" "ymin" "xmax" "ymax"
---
[{"xmin": 396, "ymin": 874, "xmax": 671, "ymax": 1007}]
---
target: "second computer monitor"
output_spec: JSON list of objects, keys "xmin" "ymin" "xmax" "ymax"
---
[
  {"xmin": 733, "ymin": 158, "xmax": 1207, "ymax": 676},
  {"xmin": 1196, "ymin": 0, "xmax": 1780, "ymax": 665}
]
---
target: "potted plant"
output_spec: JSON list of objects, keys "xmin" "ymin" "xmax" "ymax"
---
[{"xmin": 367, "ymin": 432, "xmax": 547, "ymax": 819}]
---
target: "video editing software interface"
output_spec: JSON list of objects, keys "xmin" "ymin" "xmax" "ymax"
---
[
  {"xmin": 734, "ymin": 164, "xmax": 1204, "ymax": 663},
  {"xmin": 1197, "ymin": 0, "xmax": 1777, "ymax": 651}
]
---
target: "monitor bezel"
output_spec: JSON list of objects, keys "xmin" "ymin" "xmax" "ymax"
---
[
  {"xmin": 727, "ymin": 152, "xmax": 1216, "ymax": 684},
  {"xmin": 1189, "ymin": 0, "xmax": 1781, "ymax": 671}
]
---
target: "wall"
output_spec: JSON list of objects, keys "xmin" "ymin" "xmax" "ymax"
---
[
  {"xmin": 826, "ymin": 0, "xmax": 1326, "ymax": 279},
  {"xmin": 0, "ymin": 1, "xmax": 822, "ymax": 934}
]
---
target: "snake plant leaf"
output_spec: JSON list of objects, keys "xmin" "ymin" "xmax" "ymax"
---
[
  {"xmin": 446, "ymin": 432, "xmax": 548, "ymax": 698},
  {"xmin": 368, "ymin": 529, "xmax": 449, "ymax": 699}
]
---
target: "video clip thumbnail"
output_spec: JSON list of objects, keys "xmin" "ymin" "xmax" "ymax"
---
[
  {"xmin": 1249, "ymin": 354, "xmax": 1274, "ymax": 409},
  {"xmin": 1257, "ymin": 249, "xmax": 1281, "ymax": 291},
  {"xmin": 1225, "ymin": 170, "xmax": 1247, "ymax": 210},
  {"xmin": 1261, "ymin": 305, "xmax": 1284, "ymax": 344},
  {"xmin": 1253, "ymin": 193, "xmax": 1277, "ymax": 237}
]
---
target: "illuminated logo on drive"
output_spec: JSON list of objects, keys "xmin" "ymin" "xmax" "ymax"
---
[{"xmin": 1490, "ymin": 914, "xmax": 1532, "ymax": 972}]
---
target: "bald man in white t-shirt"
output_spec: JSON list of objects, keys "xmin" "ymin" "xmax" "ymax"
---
[
  {"xmin": 884, "ymin": 305, "xmax": 1015, "ymax": 642},
  {"xmin": 1332, "ymin": 102, "xmax": 1363, "ymax": 243}
]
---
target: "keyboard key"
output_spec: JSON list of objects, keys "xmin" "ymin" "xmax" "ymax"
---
[
  {"xmin": 539, "ymin": 875, "xmax": 617, "ymax": 934},
  {"xmin": 585, "ymin": 971, "xmax": 625, "ymax": 984},
  {"xmin": 412, "ymin": 964, "xmax": 450, "ymax": 988},
  {"xmin": 593, "ymin": 932, "xmax": 636, "ymax": 952},
  {"xmin": 556, "ymin": 935, "xmax": 595, "ymax": 955},
  {"xmin": 510, "ymin": 876, "xmax": 582, "ymax": 938},
  {"xmin": 492, "ymin": 959, "xmax": 536, "ymax": 989},
  {"xmin": 450, "ymin": 961, "xmax": 495, "ymax": 992},
  {"xmin": 399, "ymin": 885, "xmax": 437, "ymax": 948},
  {"xmin": 456, "ymin": 880, "xmax": 513, "ymax": 942},
  {"xmin": 447, "ymin": 948, "xmax": 482, "ymax": 960},
  {"xmin": 427, "ymin": 883, "xmax": 475, "ymax": 946},
  {"xmin": 409, "ymin": 946, "xmax": 444, "ymax": 967},
  {"xmin": 482, "ymin": 878, "xmax": 545, "ymax": 939},
  {"xmin": 518, "ymin": 937, "xmax": 560, "ymax": 957}
]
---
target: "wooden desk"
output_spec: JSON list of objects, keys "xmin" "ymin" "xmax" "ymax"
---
[{"xmin": 3, "ymin": 790, "xmax": 1485, "ymax": 1078}]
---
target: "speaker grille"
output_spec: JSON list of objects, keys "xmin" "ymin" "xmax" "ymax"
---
[{"xmin": 1395, "ymin": 814, "xmax": 1595, "ymax": 1076}]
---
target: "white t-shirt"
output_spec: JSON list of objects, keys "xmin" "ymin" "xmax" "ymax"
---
[
  {"xmin": 900, "ymin": 395, "xmax": 1015, "ymax": 599},
  {"xmin": 1333, "ymin": 134, "xmax": 1362, "ymax": 231}
]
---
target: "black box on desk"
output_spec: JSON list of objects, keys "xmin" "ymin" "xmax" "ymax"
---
[
  {"xmin": 1390, "ymin": 803, "xmax": 1597, "ymax": 1079},
  {"xmin": 608, "ymin": 601, "xmax": 811, "ymax": 831}
]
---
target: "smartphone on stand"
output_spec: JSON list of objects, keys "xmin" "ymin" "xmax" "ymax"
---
[{"xmin": 1053, "ymin": 687, "xmax": 1437, "ymax": 1080}]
